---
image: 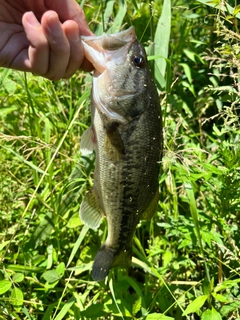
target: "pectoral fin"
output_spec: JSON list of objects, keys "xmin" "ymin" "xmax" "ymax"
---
[
  {"xmin": 80, "ymin": 126, "xmax": 96, "ymax": 155},
  {"xmin": 141, "ymin": 188, "xmax": 159, "ymax": 220},
  {"xmin": 80, "ymin": 188, "xmax": 104, "ymax": 229}
]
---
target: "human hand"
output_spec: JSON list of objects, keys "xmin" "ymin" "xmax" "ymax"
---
[{"xmin": 0, "ymin": 0, "xmax": 94, "ymax": 80}]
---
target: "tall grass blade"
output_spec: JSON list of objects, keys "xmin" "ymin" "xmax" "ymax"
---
[
  {"xmin": 123, "ymin": 276, "xmax": 146, "ymax": 309},
  {"xmin": 107, "ymin": 1, "xmax": 127, "ymax": 33},
  {"xmin": 0, "ymin": 68, "xmax": 11, "ymax": 84},
  {"xmin": 67, "ymin": 225, "xmax": 89, "ymax": 267},
  {"xmin": 53, "ymin": 296, "xmax": 76, "ymax": 320},
  {"xmin": 22, "ymin": 306, "xmax": 33, "ymax": 320},
  {"xmin": 0, "ymin": 145, "xmax": 48, "ymax": 175},
  {"xmin": 151, "ymin": 267, "xmax": 189, "ymax": 318},
  {"xmin": 5, "ymin": 264, "xmax": 45, "ymax": 273},
  {"xmin": 109, "ymin": 277, "xmax": 125, "ymax": 320},
  {"xmin": 185, "ymin": 182, "xmax": 211, "ymax": 283},
  {"xmin": 96, "ymin": 0, "xmax": 114, "ymax": 34},
  {"xmin": 43, "ymin": 304, "xmax": 56, "ymax": 320},
  {"xmin": 154, "ymin": 0, "xmax": 171, "ymax": 87}
]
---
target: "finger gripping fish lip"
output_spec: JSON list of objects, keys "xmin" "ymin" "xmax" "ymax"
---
[{"xmin": 82, "ymin": 27, "xmax": 136, "ymax": 74}]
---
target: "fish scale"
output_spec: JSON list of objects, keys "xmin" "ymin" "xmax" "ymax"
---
[{"xmin": 80, "ymin": 26, "xmax": 162, "ymax": 281}]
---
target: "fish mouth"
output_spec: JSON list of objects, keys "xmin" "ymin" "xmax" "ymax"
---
[
  {"xmin": 81, "ymin": 26, "xmax": 136, "ymax": 75},
  {"xmin": 82, "ymin": 27, "xmax": 138, "ymax": 123}
]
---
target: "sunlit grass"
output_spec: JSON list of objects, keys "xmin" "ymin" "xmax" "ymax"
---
[{"xmin": 0, "ymin": 0, "xmax": 240, "ymax": 319}]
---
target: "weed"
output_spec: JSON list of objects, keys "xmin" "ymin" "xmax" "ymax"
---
[{"xmin": 0, "ymin": 1, "xmax": 240, "ymax": 319}]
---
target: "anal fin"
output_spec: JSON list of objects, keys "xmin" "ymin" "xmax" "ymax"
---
[{"xmin": 80, "ymin": 188, "xmax": 104, "ymax": 229}]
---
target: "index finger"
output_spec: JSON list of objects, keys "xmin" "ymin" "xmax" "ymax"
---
[
  {"xmin": 22, "ymin": 11, "xmax": 49, "ymax": 75},
  {"xmin": 45, "ymin": 0, "xmax": 94, "ymax": 36}
]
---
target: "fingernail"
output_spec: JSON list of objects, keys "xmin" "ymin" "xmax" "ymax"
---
[
  {"xmin": 25, "ymin": 12, "xmax": 40, "ymax": 27},
  {"xmin": 67, "ymin": 27, "xmax": 80, "ymax": 42}
]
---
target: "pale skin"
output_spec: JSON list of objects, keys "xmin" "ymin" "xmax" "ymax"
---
[{"xmin": 0, "ymin": 0, "xmax": 94, "ymax": 80}]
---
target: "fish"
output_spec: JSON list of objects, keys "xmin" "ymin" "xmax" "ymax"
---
[{"xmin": 80, "ymin": 26, "xmax": 162, "ymax": 281}]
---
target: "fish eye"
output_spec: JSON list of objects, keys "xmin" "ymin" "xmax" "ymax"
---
[{"xmin": 131, "ymin": 54, "xmax": 144, "ymax": 67}]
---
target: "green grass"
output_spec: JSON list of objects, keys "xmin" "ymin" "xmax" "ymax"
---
[{"xmin": 1, "ymin": 0, "xmax": 240, "ymax": 319}]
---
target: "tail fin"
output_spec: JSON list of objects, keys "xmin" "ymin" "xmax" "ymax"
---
[
  {"xmin": 91, "ymin": 244, "xmax": 132, "ymax": 281},
  {"xmin": 92, "ymin": 245, "xmax": 116, "ymax": 281}
]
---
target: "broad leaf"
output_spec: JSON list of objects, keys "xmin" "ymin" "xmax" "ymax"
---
[
  {"xmin": 183, "ymin": 295, "xmax": 208, "ymax": 315},
  {"xmin": 201, "ymin": 307, "xmax": 222, "ymax": 320},
  {"xmin": 42, "ymin": 270, "xmax": 60, "ymax": 284},
  {"xmin": 0, "ymin": 280, "xmax": 11, "ymax": 295},
  {"xmin": 11, "ymin": 287, "xmax": 24, "ymax": 309}
]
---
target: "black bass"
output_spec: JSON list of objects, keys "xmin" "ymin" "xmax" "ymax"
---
[{"xmin": 80, "ymin": 26, "xmax": 162, "ymax": 281}]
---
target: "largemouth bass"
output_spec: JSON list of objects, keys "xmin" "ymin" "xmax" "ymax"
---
[{"xmin": 80, "ymin": 26, "xmax": 162, "ymax": 281}]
